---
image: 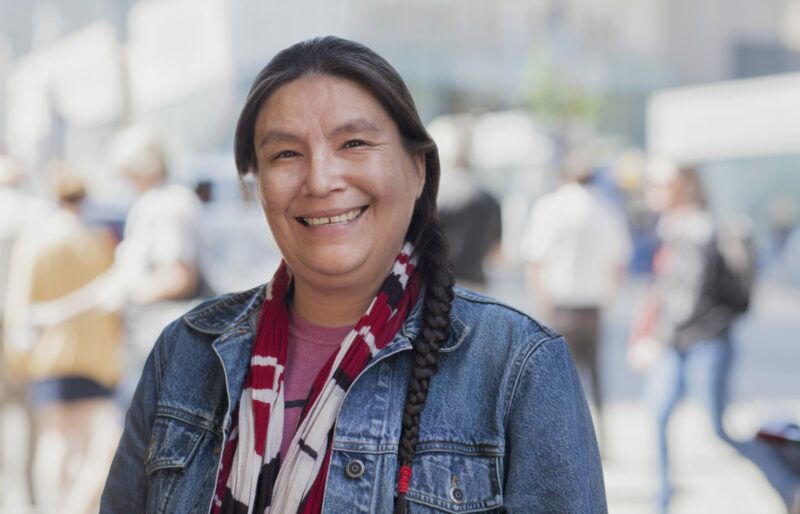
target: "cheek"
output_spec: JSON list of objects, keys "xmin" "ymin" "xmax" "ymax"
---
[
  {"xmin": 258, "ymin": 172, "xmax": 295, "ymax": 214},
  {"xmin": 257, "ymin": 181, "xmax": 274, "ymax": 218}
]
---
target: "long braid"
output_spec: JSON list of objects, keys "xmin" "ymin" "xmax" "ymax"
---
[{"xmin": 395, "ymin": 219, "xmax": 454, "ymax": 513}]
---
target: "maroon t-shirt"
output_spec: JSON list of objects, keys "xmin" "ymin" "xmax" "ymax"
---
[{"xmin": 282, "ymin": 310, "xmax": 354, "ymax": 458}]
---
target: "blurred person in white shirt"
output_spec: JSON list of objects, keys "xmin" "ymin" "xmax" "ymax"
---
[
  {"xmin": 109, "ymin": 128, "xmax": 201, "ymax": 306},
  {"xmin": 521, "ymin": 150, "xmax": 632, "ymax": 435}
]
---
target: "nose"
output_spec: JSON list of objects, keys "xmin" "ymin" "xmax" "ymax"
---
[{"xmin": 302, "ymin": 148, "xmax": 346, "ymax": 197}]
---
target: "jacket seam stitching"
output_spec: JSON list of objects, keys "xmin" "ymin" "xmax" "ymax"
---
[
  {"xmin": 405, "ymin": 489, "xmax": 502, "ymax": 512},
  {"xmin": 502, "ymin": 334, "xmax": 554, "ymax": 427},
  {"xmin": 415, "ymin": 443, "xmax": 503, "ymax": 455},
  {"xmin": 183, "ymin": 285, "xmax": 265, "ymax": 333},
  {"xmin": 154, "ymin": 337, "xmax": 164, "ymax": 409},
  {"xmin": 453, "ymin": 288, "xmax": 558, "ymax": 338},
  {"xmin": 215, "ymin": 328, "xmax": 250, "ymax": 345},
  {"xmin": 440, "ymin": 314, "xmax": 470, "ymax": 353},
  {"xmin": 154, "ymin": 409, "xmax": 221, "ymax": 435},
  {"xmin": 330, "ymin": 444, "xmax": 503, "ymax": 456}
]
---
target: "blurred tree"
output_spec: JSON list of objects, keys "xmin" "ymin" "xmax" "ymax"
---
[{"xmin": 523, "ymin": 45, "xmax": 603, "ymax": 125}]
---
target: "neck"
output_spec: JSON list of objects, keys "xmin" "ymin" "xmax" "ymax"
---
[
  {"xmin": 671, "ymin": 201, "xmax": 702, "ymax": 213},
  {"xmin": 290, "ymin": 277, "xmax": 381, "ymax": 327}
]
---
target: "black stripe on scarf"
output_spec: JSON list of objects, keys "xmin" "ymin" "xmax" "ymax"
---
[
  {"xmin": 219, "ymin": 489, "xmax": 249, "ymax": 514},
  {"xmin": 298, "ymin": 439, "xmax": 318, "ymax": 460},
  {"xmin": 253, "ymin": 456, "xmax": 281, "ymax": 512},
  {"xmin": 383, "ymin": 272, "xmax": 405, "ymax": 308},
  {"xmin": 331, "ymin": 367, "xmax": 354, "ymax": 391},
  {"xmin": 285, "ymin": 399, "xmax": 306, "ymax": 409}
]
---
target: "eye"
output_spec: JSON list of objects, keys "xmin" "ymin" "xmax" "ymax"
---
[
  {"xmin": 273, "ymin": 150, "xmax": 298, "ymax": 160},
  {"xmin": 342, "ymin": 139, "xmax": 367, "ymax": 149}
]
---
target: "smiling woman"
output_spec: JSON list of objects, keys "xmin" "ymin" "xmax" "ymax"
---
[{"xmin": 100, "ymin": 36, "xmax": 607, "ymax": 514}]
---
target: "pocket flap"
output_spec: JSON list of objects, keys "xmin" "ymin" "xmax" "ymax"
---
[
  {"xmin": 144, "ymin": 415, "xmax": 206, "ymax": 475},
  {"xmin": 405, "ymin": 452, "xmax": 502, "ymax": 512}
]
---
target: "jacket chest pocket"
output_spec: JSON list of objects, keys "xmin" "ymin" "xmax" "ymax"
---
[
  {"xmin": 145, "ymin": 415, "xmax": 211, "ymax": 513},
  {"xmin": 405, "ymin": 451, "xmax": 503, "ymax": 513}
]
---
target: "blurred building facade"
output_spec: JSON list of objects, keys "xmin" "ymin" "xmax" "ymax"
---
[
  {"xmin": 1, "ymin": 0, "xmax": 799, "ymax": 255},
  {"xmin": 2, "ymin": 0, "xmax": 799, "ymax": 159}
]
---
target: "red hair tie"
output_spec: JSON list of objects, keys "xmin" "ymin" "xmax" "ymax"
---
[{"xmin": 397, "ymin": 465, "xmax": 413, "ymax": 494}]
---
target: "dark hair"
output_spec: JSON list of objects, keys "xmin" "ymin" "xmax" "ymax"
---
[
  {"xmin": 233, "ymin": 36, "xmax": 454, "ymax": 513},
  {"xmin": 675, "ymin": 163, "xmax": 707, "ymax": 208}
]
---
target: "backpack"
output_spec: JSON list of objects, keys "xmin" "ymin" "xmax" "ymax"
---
[{"xmin": 712, "ymin": 217, "xmax": 756, "ymax": 315}]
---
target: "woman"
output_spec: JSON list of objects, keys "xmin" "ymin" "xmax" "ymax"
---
[
  {"xmin": 632, "ymin": 161, "xmax": 797, "ymax": 513},
  {"xmin": 101, "ymin": 36, "xmax": 605, "ymax": 513}
]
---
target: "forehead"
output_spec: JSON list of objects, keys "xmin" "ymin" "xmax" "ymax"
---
[{"xmin": 255, "ymin": 75, "xmax": 395, "ymax": 134}]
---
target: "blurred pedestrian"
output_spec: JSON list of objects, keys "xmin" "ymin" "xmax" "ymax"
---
[
  {"xmin": 0, "ymin": 155, "xmax": 52, "ymax": 506},
  {"xmin": 107, "ymin": 127, "xmax": 203, "ymax": 307},
  {"xmin": 628, "ymin": 160, "xmax": 799, "ymax": 513},
  {"xmin": 28, "ymin": 128, "xmax": 203, "ymax": 407},
  {"xmin": 432, "ymin": 114, "xmax": 502, "ymax": 293},
  {"xmin": 3, "ymin": 163, "xmax": 122, "ymax": 514},
  {"xmin": 521, "ymin": 149, "xmax": 632, "ymax": 438}
]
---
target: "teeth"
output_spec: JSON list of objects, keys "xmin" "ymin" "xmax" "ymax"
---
[{"xmin": 303, "ymin": 208, "xmax": 363, "ymax": 227}]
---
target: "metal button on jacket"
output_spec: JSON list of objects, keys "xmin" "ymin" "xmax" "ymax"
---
[
  {"xmin": 449, "ymin": 485, "xmax": 465, "ymax": 504},
  {"xmin": 345, "ymin": 459, "xmax": 365, "ymax": 479}
]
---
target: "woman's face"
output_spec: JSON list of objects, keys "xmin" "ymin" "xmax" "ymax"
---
[
  {"xmin": 645, "ymin": 181, "xmax": 677, "ymax": 213},
  {"xmin": 253, "ymin": 75, "xmax": 425, "ymax": 295}
]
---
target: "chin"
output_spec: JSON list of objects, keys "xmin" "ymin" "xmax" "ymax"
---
[{"xmin": 298, "ymin": 255, "xmax": 367, "ymax": 281}]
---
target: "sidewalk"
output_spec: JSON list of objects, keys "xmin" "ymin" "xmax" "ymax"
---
[{"xmin": 603, "ymin": 399, "xmax": 798, "ymax": 514}]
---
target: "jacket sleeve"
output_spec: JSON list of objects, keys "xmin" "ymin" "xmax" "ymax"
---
[
  {"xmin": 502, "ymin": 335, "xmax": 607, "ymax": 513},
  {"xmin": 100, "ymin": 337, "xmax": 162, "ymax": 513}
]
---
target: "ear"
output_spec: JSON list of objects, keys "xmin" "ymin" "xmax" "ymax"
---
[{"xmin": 412, "ymin": 152, "xmax": 426, "ymax": 200}]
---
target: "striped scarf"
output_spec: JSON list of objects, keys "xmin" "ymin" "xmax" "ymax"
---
[{"xmin": 212, "ymin": 242, "xmax": 418, "ymax": 513}]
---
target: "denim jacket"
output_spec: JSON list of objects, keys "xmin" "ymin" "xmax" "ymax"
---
[{"xmin": 101, "ymin": 285, "xmax": 606, "ymax": 513}]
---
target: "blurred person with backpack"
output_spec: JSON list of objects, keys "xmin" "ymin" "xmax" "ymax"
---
[
  {"xmin": 627, "ymin": 159, "xmax": 799, "ymax": 513},
  {"xmin": 3, "ymin": 163, "xmax": 122, "ymax": 514}
]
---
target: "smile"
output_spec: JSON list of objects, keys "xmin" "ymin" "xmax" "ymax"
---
[{"xmin": 300, "ymin": 207, "xmax": 366, "ymax": 227}]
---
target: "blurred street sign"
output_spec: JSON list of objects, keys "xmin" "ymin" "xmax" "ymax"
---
[
  {"xmin": 647, "ymin": 72, "xmax": 800, "ymax": 161},
  {"xmin": 469, "ymin": 110, "xmax": 554, "ymax": 170},
  {"xmin": 127, "ymin": 0, "xmax": 232, "ymax": 112},
  {"xmin": 5, "ymin": 50, "xmax": 50, "ymax": 163},
  {"xmin": 5, "ymin": 22, "xmax": 124, "ymax": 161},
  {"xmin": 51, "ymin": 23, "xmax": 124, "ymax": 127}
]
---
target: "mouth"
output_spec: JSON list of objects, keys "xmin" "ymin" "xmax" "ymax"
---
[{"xmin": 298, "ymin": 206, "xmax": 367, "ymax": 227}]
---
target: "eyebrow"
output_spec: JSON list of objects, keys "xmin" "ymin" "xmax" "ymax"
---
[
  {"xmin": 328, "ymin": 118, "xmax": 382, "ymax": 139},
  {"xmin": 257, "ymin": 130, "xmax": 302, "ymax": 149}
]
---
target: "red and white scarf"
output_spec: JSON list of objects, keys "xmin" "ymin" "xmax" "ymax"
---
[{"xmin": 212, "ymin": 242, "xmax": 418, "ymax": 514}]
